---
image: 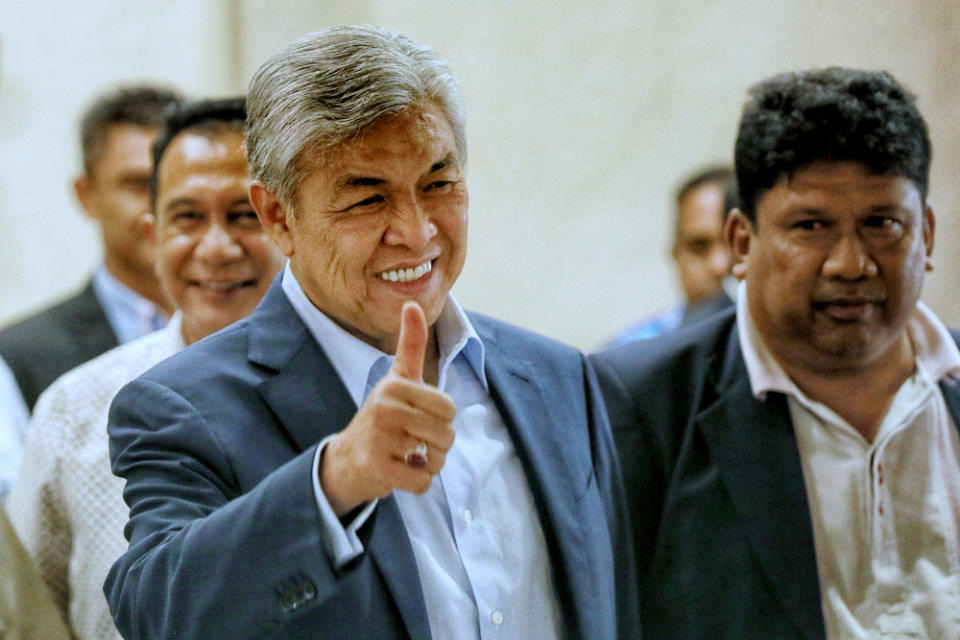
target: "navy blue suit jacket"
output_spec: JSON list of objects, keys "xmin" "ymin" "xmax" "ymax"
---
[
  {"xmin": 105, "ymin": 280, "xmax": 638, "ymax": 639},
  {"xmin": 590, "ymin": 308, "xmax": 960, "ymax": 640}
]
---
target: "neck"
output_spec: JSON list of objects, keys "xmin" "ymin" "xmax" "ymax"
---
[{"xmin": 777, "ymin": 333, "xmax": 915, "ymax": 442}]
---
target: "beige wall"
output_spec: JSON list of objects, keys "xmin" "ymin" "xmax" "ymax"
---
[{"xmin": 1, "ymin": 0, "xmax": 958, "ymax": 350}]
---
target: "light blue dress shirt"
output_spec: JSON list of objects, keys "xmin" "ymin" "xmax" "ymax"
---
[
  {"xmin": 281, "ymin": 265, "xmax": 562, "ymax": 640},
  {"xmin": 91, "ymin": 266, "xmax": 167, "ymax": 345},
  {"xmin": 0, "ymin": 357, "xmax": 28, "ymax": 500}
]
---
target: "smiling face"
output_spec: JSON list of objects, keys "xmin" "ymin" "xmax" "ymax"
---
[
  {"xmin": 728, "ymin": 161, "xmax": 934, "ymax": 374},
  {"xmin": 252, "ymin": 104, "xmax": 468, "ymax": 354},
  {"xmin": 154, "ymin": 129, "xmax": 285, "ymax": 344}
]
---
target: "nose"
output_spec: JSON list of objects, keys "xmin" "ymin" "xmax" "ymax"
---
[
  {"xmin": 822, "ymin": 232, "xmax": 878, "ymax": 280},
  {"xmin": 707, "ymin": 244, "xmax": 731, "ymax": 280},
  {"xmin": 195, "ymin": 221, "xmax": 243, "ymax": 263},
  {"xmin": 382, "ymin": 193, "xmax": 437, "ymax": 251}
]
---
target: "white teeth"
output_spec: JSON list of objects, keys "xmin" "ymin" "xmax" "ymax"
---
[{"xmin": 377, "ymin": 260, "xmax": 432, "ymax": 283}]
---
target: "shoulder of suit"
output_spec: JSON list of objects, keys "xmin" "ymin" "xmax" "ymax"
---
[
  {"xmin": 0, "ymin": 282, "xmax": 105, "ymax": 348},
  {"xmin": 591, "ymin": 308, "xmax": 736, "ymax": 382},
  {"xmin": 467, "ymin": 310, "xmax": 580, "ymax": 360}
]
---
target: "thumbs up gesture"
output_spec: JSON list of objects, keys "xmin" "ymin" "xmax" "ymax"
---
[{"xmin": 320, "ymin": 301, "xmax": 457, "ymax": 516}]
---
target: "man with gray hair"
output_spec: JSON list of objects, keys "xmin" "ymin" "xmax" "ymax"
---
[{"xmin": 105, "ymin": 26, "xmax": 636, "ymax": 639}]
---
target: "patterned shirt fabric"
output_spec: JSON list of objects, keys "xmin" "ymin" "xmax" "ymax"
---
[
  {"xmin": 7, "ymin": 315, "xmax": 184, "ymax": 640},
  {"xmin": 737, "ymin": 280, "xmax": 960, "ymax": 639}
]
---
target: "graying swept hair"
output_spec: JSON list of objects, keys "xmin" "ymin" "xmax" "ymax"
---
[{"xmin": 246, "ymin": 25, "xmax": 467, "ymax": 209}]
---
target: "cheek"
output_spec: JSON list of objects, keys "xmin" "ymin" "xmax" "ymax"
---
[
  {"xmin": 159, "ymin": 236, "xmax": 195, "ymax": 277},
  {"xmin": 115, "ymin": 191, "xmax": 149, "ymax": 220}
]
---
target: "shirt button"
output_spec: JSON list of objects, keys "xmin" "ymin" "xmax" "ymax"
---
[
  {"xmin": 463, "ymin": 509, "xmax": 473, "ymax": 524},
  {"xmin": 491, "ymin": 610, "xmax": 504, "ymax": 626}
]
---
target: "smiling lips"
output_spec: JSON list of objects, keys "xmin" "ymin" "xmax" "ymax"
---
[
  {"xmin": 376, "ymin": 260, "xmax": 433, "ymax": 283},
  {"xmin": 193, "ymin": 278, "xmax": 256, "ymax": 292}
]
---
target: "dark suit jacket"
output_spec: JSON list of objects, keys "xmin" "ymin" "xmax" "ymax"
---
[
  {"xmin": 0, "ymin": 281, "xmax": 118, "ymax": 409},
  {"xmin": 105, "ymin": 280, "xmax": 638, "ymax": 639},
  {"xmin": 590, "ymin": 308, "xmax": 960, "ymax": 640}
]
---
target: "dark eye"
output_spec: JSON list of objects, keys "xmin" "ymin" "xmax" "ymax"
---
[
  {"xmin": 684, "ymin": 239, "xmax": 712, "ymax": 256},
  {"xmin": 228, "ymin": 209, "xmax": 261, "ymax": 228},
  {"xmin": 350, "ymin": 194, "xmax": 385, "ymax": 209},
  {"xmin": 863, "ymin": 216, "xmax": 897, "ymax": 229},
  {"xmin": 123, "ymin": 177, "xmax": 151, "ymax": 193},
  {"xmin": 794, "ymin": 219, "xmax": 824, "ymax": 231},
  {"xmin": 424, "ymin": 180, "xmax": 451, "ymax": 193}
]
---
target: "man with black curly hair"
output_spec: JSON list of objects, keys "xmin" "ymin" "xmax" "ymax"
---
[{"xmin": 593, "ymin": 68, "xmax": 959, "ymax": 639}]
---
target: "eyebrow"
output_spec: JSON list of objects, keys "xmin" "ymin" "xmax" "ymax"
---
[
  {"xmin": 162, "ymin": 196, "xmax": 250, "ymax": 211},
  {"xmin": 336, "ymin": 153, "xmax": 459, "ymax": 190},
  {"xmin": 162, "ymin": 197, "xmax": 200, "ymax": 211}
]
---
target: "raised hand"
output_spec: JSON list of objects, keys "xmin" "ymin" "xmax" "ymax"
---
[{"xmin": 320, "ymin": 301, "xmax": 457, "ymax": 516}]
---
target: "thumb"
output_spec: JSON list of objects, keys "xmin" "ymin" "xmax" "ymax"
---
[{"xmin": 390, "ymin": 300, "xmax": 428, "ymax": 382}]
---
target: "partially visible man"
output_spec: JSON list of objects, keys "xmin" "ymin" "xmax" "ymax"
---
[
  {"xmin": 8, "ymin": 98, "xmax": 284, "ymax": 640},
  {"xmin": 0, "ymin": 504, "xmax": 70, "ymax": 640},
  {"xmin": 606, "ymin": 166, "xmax": 736, "ymax": 346},
  {"xmin": 105, "ymin": 26, "xmax": 635, "ymax": 640},
  {"xmin": 0, "ymin": 85, "xmax": 180, "ymax": 412},
  {"xmin": 0, "ymin": 362, "xmax": 28, "ymax": 499},
  {"xmin": 593, "ymin": 68, "xmax": 959, "ymax": 639}
]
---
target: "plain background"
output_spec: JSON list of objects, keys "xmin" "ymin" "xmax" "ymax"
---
[{"xmin": 1, "ymin": 1, "xmax": 958, "ymax": 350}]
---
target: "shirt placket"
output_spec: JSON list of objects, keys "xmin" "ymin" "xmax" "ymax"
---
[
  {"xmin": 867, "ymin": 440, "xmax": 897, "ymax": 582},
  {"xmin": 437, "ymin": 384, "xmax": 505, "ymax": 639}
]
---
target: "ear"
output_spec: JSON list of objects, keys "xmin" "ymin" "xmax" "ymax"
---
[
  {"xmin": 73, "ymin": 174, "xmax": 98, "ymax": 220},
  {"xmin": 923, "ymin": 204, "xmax": 935, "ymax": 271},
  {"xmin": 250, "ymin": 182, "xmax": 296, "ymax": 257},
  {"xmin": 726, "ymin": 208, "xmax": 753, "ymax": 280}
]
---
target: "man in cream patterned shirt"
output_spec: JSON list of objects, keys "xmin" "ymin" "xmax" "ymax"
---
[{"xmin": 7, "ymin": 97, "xmax": 284, "ymax": 640}]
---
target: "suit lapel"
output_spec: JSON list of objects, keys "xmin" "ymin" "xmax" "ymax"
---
[
  {"xmin": 368, "ymin": 497, "xmax": 432, "ymax": 640},
  {"xmin": 473, "ymin": 318, "xmax": 588, "ymax": 638},
  {"xmin": 248, "ymin": 280, "xmax": 429, "ymax": 639},
  {"xmin": 696, "ymin": 330, "xmax": 826, "ymax": 640},
  {"xmin": 939, "ymin": 376, "xmax": 960, "ymax": 432},
  {"xmin": 76, "ymin": 281, "xmax": 121, "ymax": 356},
  {"xmin": 249, "ymin": 283, "xmax": 356, "ymax": 450}
]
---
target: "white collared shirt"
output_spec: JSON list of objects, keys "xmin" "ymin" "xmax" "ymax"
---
[
  {"xmin": 281, "ymin": 265, "xmax": 561, "ymax": 640},
  {"xmin": 737, "ymin": 281, "xmax": 960, "ymax": 638},
  {"xmin": 92, "ymin": 266, "xmax": 167, "ymax": 344}
]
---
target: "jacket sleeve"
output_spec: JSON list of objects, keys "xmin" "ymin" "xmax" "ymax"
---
[
  {"xmin": 583, "ymin": 354, "xmax": 642, "ymax": 639},
  {"xmin": 104, "ymin": 376, "xmax": 365, "ymax": 639}
]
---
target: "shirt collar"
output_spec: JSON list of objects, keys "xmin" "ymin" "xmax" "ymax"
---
[
  {"xmin": 92, "ymin": 265, "xmax": 167, "ymax": 337},
  {"xmin": 736, "ymin": 279, "xmax": 960, "ymax": 400},
  {"xmin": 280, "ymin": 263, "xmax": 486, "ymax": 408}
]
